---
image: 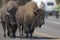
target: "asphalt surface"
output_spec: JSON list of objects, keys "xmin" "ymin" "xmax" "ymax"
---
[{"xmin": 0, "ymin": 16, "xmax": 60, "ymax": 40}]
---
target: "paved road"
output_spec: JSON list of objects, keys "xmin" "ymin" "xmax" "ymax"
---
[{"xmin": 0, "ymin": 16, "xmax": 60, "ymax": 40}]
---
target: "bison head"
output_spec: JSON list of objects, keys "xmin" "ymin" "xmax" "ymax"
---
[
  {"xmin": 7, "ymin": 6, "xmax": 17, "ymax": 25},
  {"xmin": 34, "ymin": 8, "xmax": 45, "ymax": 28}
]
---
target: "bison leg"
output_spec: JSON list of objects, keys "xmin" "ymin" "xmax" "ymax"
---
[
  {"xmin": 21, "ymin": 25, "xmax": 24, "ymax": 38},
  {"xmin": 23, "ymin": 24, "xmax": 29, "ymax": 38},
  {"xmin": 12, "ymin": 25, "xmax": 17, "ymax": 38},
  {"xmin": 9, "ymin": 28, "xmax": 14, "ymax": 38},
  {"xmin": 12, "ymin": 32, "xmax": 16, "ymax": 38},
  {"xmin": 7, "ymin": 25, "xmax": 10, "ymax": 37},
  {"xmin": 25, "ymin": 30, "xmax": 29, "ymax": 38},
  {"xmin": 7, "ymin": 23, "xmax": 12, "ymax": 37},
  {"xmin": 7, "ymin": 24, "xmax": 13, "ymax": 38},
  {"xmin": 30, "ymin": 28, "xmax": 34, "ymax": 38},
  {"xmin": 1, "ymin": 21, "xmax": 7, "ymax": 37},
  {"xmin": 30, "ymin": 33, "xmax": 32, "ymax": 38},
  {"xmin": 7, "ymin": 31, "xmax": 10, "ymax": 37},
  {"xmin": 25, "ymin": 32, "xmax": 29, "ymax": 38}
]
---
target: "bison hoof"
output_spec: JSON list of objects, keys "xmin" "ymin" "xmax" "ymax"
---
[
  {"xmin": 10, "ymin": 34, "xmax": 16, "ymax": 38},
  {"xmin": 30, "ymin": 36, "xmax": 32, "ymax": 38},
  {"xmin": 30, "ymin": 35, "xmax": 32, "ymax": 38},
  {"xmin": 26, "ymin": 36, "xmax": 28, "ymax": 38},
  {"xmin": 10, "ymin": 36, "xmax": 15, "ymax": 38},
  {"xmin": 26, "ymin": 35, "xmax": 29, "ymax": 38},
  {"xmin": 20, "ymin": 36, "xmax": 24, "ymax": 38},
  {"xmin": 4, "ymin": 34, "xmax": 6, "ymax": 38},
  {"xmin": 13, "ymin": 35, "xmax": 16, "ymax": 38}
]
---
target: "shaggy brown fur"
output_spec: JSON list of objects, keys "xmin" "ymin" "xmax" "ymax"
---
[{"xmin": 16, "ymin": 2, "xmax": 38, "ymax": 24}]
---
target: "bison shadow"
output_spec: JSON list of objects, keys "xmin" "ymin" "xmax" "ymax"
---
[{"xmin": 14, "ymin": 36, "xmax": 58, "ymax": 39}]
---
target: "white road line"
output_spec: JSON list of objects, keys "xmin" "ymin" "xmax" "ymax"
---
[{"xmin": 45, "ymin": 20, "xmax": 60, "ymax": 25}]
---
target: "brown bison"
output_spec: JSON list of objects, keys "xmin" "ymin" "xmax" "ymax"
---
[
  {"xmin": 0, "ymin": 1, "xmax": 19, "ymax": 38},
  {"xmin": 16, "ymin": 1, "xmax": 44, "ymax": 38}
]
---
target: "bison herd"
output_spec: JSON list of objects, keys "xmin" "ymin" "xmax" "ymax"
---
[{"xmin": 0, "ymin": 1, "xmax": 44, "ymax": 38}]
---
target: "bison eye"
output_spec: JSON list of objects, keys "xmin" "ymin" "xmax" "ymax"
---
[{"xmin": 34, "ymin": 11, "xmax": 38, "ymax": 16}]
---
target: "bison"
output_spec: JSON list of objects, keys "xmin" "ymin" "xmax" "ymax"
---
[
  {"xmin": 16, "ymin": 1, "xmax": 44, "ymax": 38},
  {"xmin": 0, "ymin": 1, "xmax": 19, "ymax": 38}
]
